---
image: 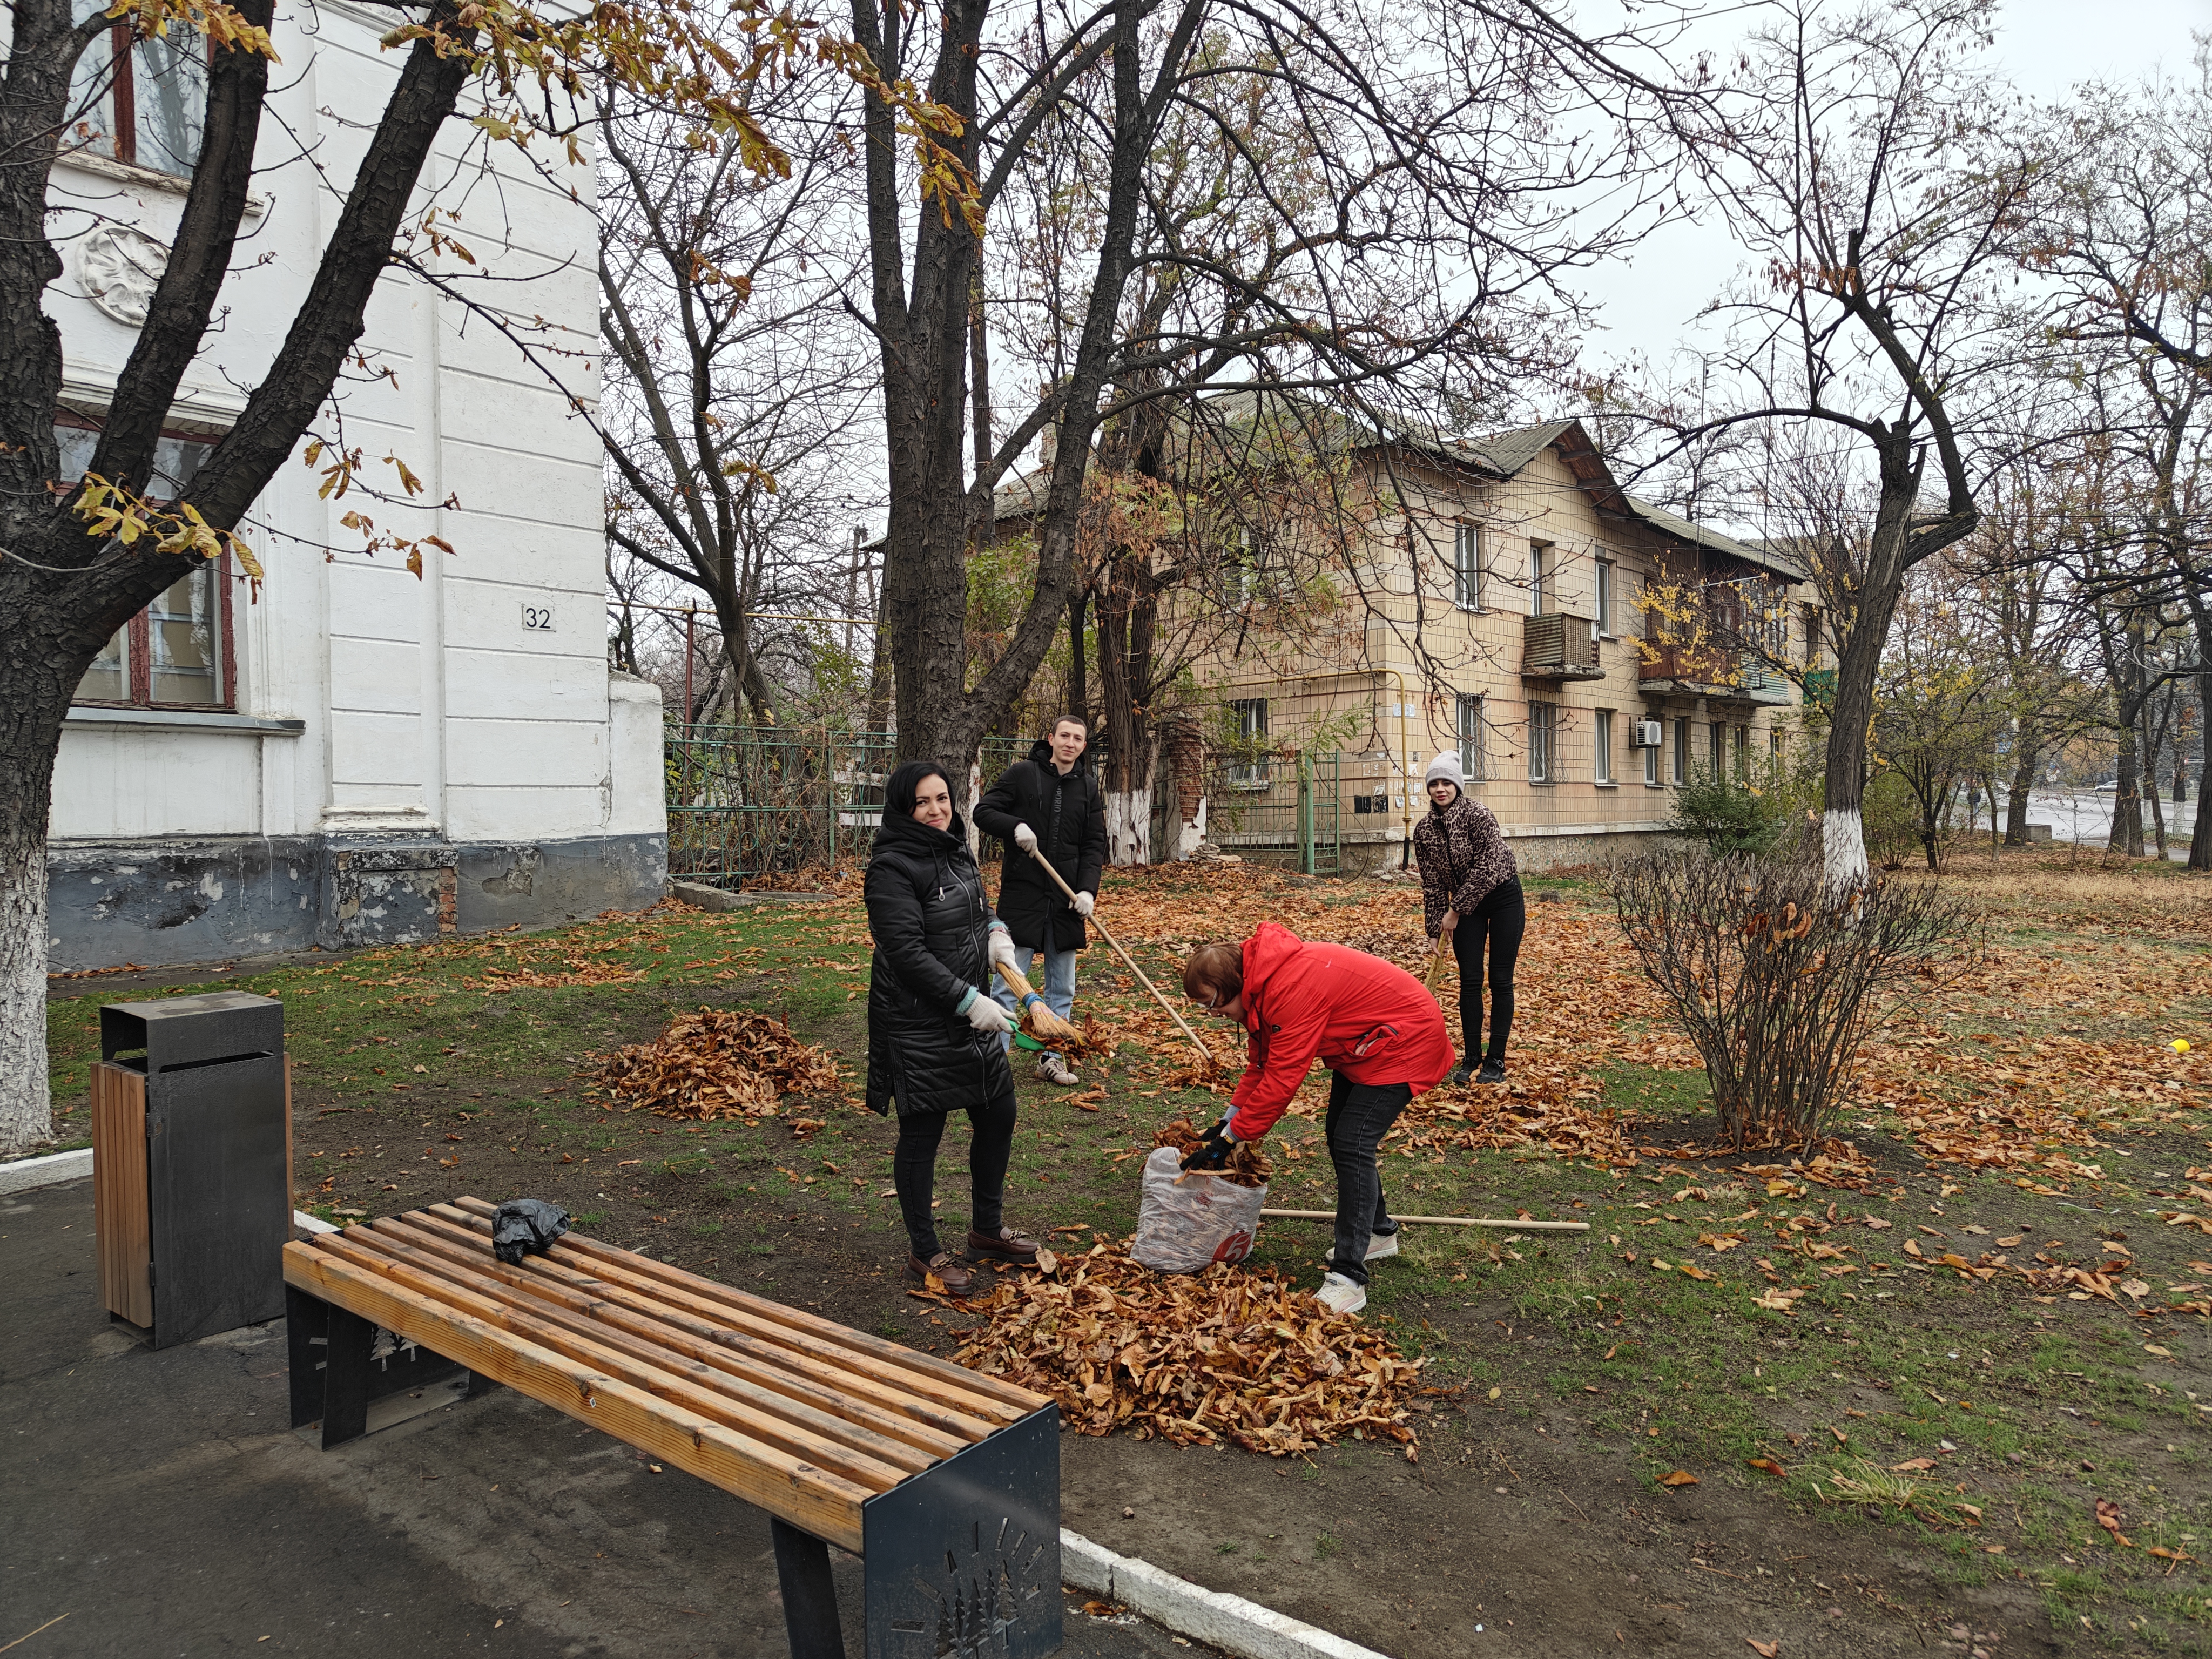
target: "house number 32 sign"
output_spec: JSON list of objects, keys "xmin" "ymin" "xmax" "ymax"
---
[{"xmin": 521, "ymin": 603, "xmax": 556, "ymax": 632}]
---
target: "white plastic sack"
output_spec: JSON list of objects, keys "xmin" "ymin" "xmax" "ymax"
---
[{"xmin": 1130, "ymin": 1146, "xmax": 1266, "ymax": 1273}]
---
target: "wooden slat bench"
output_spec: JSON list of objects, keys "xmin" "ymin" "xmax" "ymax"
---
[{"xmin": 281, "ymin": 1197, "xmax": 1062, "ymax": 1659}]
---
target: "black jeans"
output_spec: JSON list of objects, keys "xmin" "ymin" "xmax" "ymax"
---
[
  {"xmin": 1451, "ymin": 875, "xmax": 1525, "ymax": 1065},
  {"xmin": 894, "ymin": 1089, "xmax": 1017, "ymax": 1259},
  {"xmin": 1324, "ymin": 1073, "xmax": 1411, "ymax": 1287}
]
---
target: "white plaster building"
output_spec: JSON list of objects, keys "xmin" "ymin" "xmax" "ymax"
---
[{"xmin": 42, "ymin": 2, "xmax": 664, "ymax": 969}]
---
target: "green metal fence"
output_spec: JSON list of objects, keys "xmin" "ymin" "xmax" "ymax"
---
[
  {"xmin": 1204, "ymin": 751, "xmax": 1342, "ymax": 873},
  {"xmin": 664, "ymin": 727, "xmax": 1032, "ymax": 887}
]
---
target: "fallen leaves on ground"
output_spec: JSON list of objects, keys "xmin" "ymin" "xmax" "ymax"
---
[
  {"xmin": 1151, "ymin": 1117, "xmax": 1273, "ymax": 1187},
  {"xmin": 1657, "ymin": 1469, "xmax": 1699, "ymax": 1487},
  {"xmin": 582, "ymin": 1008, "xmax": 845, "ymax": 1120},
  {"xmin": 953, "ymin": 1240, "xmax": 1421, "ymax": 1458}
]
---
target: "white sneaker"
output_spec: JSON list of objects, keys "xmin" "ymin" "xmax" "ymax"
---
[
  {"xmin": 1035, "ymin": 1053, "xmax": 1078, "ymax": 1085},
  {"xmin": 1324, "ymin": 1232, "xmax": 1400, "ymax": 1263},
  {"xmin": 1314, "ymin": 1272, "xmax": 1366, "ymax": 1315}
]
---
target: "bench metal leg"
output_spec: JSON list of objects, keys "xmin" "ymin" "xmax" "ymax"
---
[
  {"xmin": 770, "ymin": 1516, "xmax": 847, "ymax": 1659},
  {"xmin": 319, "ymin": 1300, "xmax": 376, "ymax": 1449}
]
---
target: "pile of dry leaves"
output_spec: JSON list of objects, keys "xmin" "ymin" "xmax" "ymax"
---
[
  {"xmin": 954, "ymin": 1241, "xmax": 1423, "ymax": 1458},
  {"xmin": 583, "ymin": 1008, "xmax": 844, "ymax": 1120},
  {"xmin": 1152, "ymin": 1117, "xmax": 1273, "ymax": 1186}
]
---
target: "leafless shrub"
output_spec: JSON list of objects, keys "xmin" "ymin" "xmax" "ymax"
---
[{"xmin": 1606, "ymin": 837, "xmax": 1979, "ymax": 1148}]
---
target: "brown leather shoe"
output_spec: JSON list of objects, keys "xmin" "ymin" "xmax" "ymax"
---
[
  {"xmin": 967, "ymin": 1225, "xmax": 1040, "ymax": 1266},
  {"xmin": 907, "ymin": 1251, "xmax": 973, "ymax": 1294}
]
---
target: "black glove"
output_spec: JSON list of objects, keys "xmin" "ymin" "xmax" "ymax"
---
[{"xmin": 1181, "ymin": 1115, "xmax": 1237, "ymax": 1172}]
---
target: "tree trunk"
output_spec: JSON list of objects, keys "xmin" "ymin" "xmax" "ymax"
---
[
  {"xmin": 2004, "ymin": 739, "xmax": 2039, "ymax": 846},
  {"xmin": 2108, "ymin": 720, "xmax": 2143, "ymax": 857},
  {"xmin": 2144, "ymin": 701, "xmax": 2169, "ymax": 861},
  {"xmin": 1067, "ymin": 588, "xmax": 1089, "ymax": 731},
  {"xmin": 0, "ymin": 658, "xmax": 69, "ymax": 1152},
  {"xmin": 2191, "ymin": 666, "xmax": 2211, "ymax": 872},
  {"xmin": 1818, "ymin": 537, "xmax": 1906, "ymax": 894}
]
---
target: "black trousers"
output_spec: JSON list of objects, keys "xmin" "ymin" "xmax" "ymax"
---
[
  {"xmin": 1451, "ymin": 875, "xmax": 1525, "ymax": 1064},
  {"xmin": 1323, "ymin": 1073, "xmax": 1411, "ymax": 1287},
  {"xmin": 894, "ymin": 1089, "xmax": 1017, "ymax": 1259}
]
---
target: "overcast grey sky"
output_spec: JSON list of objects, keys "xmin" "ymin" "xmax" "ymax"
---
[{"xmin": 1574, "ymin": 0, "xmax": 2211, "ymax": 374}]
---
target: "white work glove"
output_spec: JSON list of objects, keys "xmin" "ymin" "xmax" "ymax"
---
[
  {"xmin": 965, "ymin": 994, "xmax": 1012, "ymax": 1034},
  {"xmin": 987, "ymin": 925, "xmax": 1020, "ymax": 973},
  {"xmin": 1013, "ymin": 822, "xmax": 1038, "ymax": 852},
  {"xmin": 1072, "ymin": 891, "xmax": 1095, "ymax": 918}
]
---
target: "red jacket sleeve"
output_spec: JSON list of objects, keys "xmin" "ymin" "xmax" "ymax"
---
[{"xmin": 1226, "ymin": 986, "xmax": 1327, "ymax": 1142}]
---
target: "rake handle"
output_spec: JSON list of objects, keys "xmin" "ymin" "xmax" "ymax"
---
[
  {"xmin": 1258, "ymin": 1209, "xmax": 1589, "ymax": 1232},
  {"xmin": 1021, "ymin": 844, "xmax": 1215, "ymax": 1067}
]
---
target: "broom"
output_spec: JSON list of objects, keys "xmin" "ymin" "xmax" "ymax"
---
[{"xmin": 993, "ymin": 961, "xmax": 1084, "ymax": 1047}]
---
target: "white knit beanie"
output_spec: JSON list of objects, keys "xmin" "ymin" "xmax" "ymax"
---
[{"xmin": 1424, "ymin": 750, "xmax": 1465, "ymax": 791}]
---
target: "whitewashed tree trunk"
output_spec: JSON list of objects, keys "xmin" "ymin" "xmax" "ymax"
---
[
  {"xmin": 1104, "ymin": 787, "xmax": 1152, "ymax": 866},
  {"xmin": 0, "ymin": 843, "xmax": 51, "ymax": 1154},
  {"xmin": 1172, "ymin": 794, "xmax": 1208, "ymax": 860},
  {"xmin": 1821, "ymin": 807, "xmax": 1867, "ymax": 898}
]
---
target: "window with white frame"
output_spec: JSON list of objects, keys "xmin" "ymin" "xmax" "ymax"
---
[
  {"xmin": 66, "ymin": 0, "xmax": 207, "ymax": 177},
  {"xmin": 1643, "ymin": 733, "xmax": 1660, "ymax": 785},
  {"xmin": 1594, "ymin": 710, "xmax": 1614, "ymax": 783},
  {"xmin": 1708, "ymin": 721, "xmax": 1724, "ymax": 777},
  {"xmin": 1770, "ymin": 727, "xmax": 1784, "ymax": 765},
  {"xmin": 1228, "ymin": 698, "xmax": 1270, "ymax": 787},
  {"xmin": 1672, "ymin": 716, "xmax": 1689, "ymax": 784},
  {"xmin": 1456, "ymin": 692, "xmax": 1485, "ymax": 781},
  {"xmin": 1527, "ymin": 701, "xmax": 1555, "ymax": 783},
  {"xmin": 1218, "ymin": 527, "xmax": 1258, "ymax": 608},
  {"xmin": 1529, "ymin": 541, "xmax": 1551, "ymax": 616},
  {"xmin": 1453, "ymin": 524, "xmax": 1481, "ymax": 610},
  {"xmin": 1734, "ymin": 725, "xmax": 1749, "ymax": 776},
  {"xmin": 1595, "ymin": 558, "xmax": 1615, "ymax": 635}
]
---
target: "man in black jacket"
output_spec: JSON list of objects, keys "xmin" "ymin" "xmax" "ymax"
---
[{"xmin": 973, "ymin": 714, "xmax": 1107, "ymax": 1084}]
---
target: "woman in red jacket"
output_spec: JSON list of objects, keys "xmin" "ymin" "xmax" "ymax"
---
[{"xmin": 1180, "ymin": 923, "xmax": 1453, "ymax": 1314}]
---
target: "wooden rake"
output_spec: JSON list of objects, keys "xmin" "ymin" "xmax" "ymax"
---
[{"xmin": 1020, "ymin": 844, "xmax": 1215, "ymax": 1068}]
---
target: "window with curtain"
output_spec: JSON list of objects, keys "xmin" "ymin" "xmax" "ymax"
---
[
  {"xmin": 66, "ymin": 0, "xmax": 208, "ymax": 177},
  {"xmin": 1595, "ymin": 558, "xmax": 1615, "ymax": 635},
  {"xmin": 1527, "ymin": 702, "xmax": 1555, "ymax": 783},
  {"xmin": 1672, "ymin": 716, "xmax": 1689, "ymax": 784},
  {"xmin": 59, "ymin": 415, "xmax": 230, "ymax": 709},
  {"xmin": 1453, "ymin": 524, "xmax": 1481, "ymax": 610},
  {"xmin": 1594, "ymin": 710, "xmax": 1614, "ymax": 783},
  {"xmin": 1529, "ymin": 542, "xmax": 1551, "ymax": 616},
  {"xmin": 1644, "ymin": 734, "xmax": 1660, "ymax": 785},
  {"xmin": 1228, "ymin": 698, "xmax": 1270, "ymax": 787},
  {"xmin": 1456, "ymin": 693, "xmax": 1485, "ymax": 780}
]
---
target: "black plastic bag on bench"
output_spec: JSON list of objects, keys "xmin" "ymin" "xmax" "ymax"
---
[{"xmin": 492, "ymin": 1198, "xmax": 572, "ymax": 1265}]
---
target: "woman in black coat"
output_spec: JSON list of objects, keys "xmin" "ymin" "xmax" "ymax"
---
[{"xmin": 864, "ymin": 760, "xmax": 1042, "ymax": 1294}]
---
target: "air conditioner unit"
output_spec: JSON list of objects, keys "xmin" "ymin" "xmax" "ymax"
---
[{"xmin": 1629, "ymin": 719, "xmax": 1664, "ymax": 749}]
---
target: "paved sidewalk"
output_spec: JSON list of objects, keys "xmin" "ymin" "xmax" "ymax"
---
[{"xmin": 0, "ymin": 1178, "xmax": 1196, "ymax": 1658}]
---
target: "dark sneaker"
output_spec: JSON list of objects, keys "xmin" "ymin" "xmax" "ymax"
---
[
  {"xmin": 1476, "ymin": 1057, "xmax": 1506, "ymax": 1084},
  {"xmin": 906, "ymin": 1251, "xmax": 973, "ymax": 1294},
  {"xmin": 967, "ymin": 1226, "xmax": 1041, "ymax": 1266},
  {"xmin": 1447, "ymin": 1061, "xmax": 1475, "ymax": 1087}
]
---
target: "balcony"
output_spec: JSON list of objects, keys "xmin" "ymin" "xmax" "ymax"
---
[
  {"xmin": 1638, "ymin": 646, "xmax": 1794, "ymax": 705},
  {"xmin": 1520, "ymin": 612, "xmax": 1605, "ymax": 680}
]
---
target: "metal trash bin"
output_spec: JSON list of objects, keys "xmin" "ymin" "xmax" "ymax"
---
[{"xmin": 92, "ymin": 991, "xmax": 289, "ymax": 1348}]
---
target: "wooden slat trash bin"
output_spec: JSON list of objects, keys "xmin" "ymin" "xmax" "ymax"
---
[{"xmin": 282, "ymin": 1197, "xmax": 1063, "ymax": 1659}]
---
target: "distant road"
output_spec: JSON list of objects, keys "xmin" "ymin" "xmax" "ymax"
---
[{"xmin": 1991, "ymin": 788, "xmax": 2201, "ymax": 863}]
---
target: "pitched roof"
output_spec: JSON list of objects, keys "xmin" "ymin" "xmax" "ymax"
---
[{"xmin": 990, "ymin": 403, "xmax": 1805, "ymax": 583}]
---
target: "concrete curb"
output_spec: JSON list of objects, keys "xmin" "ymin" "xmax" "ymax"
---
[
  {"xmin": 1060, "ymin": 1529, "xmax": 1386, "ymax": 1659},
  {"xmin": 0, "ymin": 1148, "xmax": 93, "ymax": 1196}
]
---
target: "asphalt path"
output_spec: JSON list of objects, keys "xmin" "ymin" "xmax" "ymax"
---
[
  {"xmin": 1991, "ymin": 787, "xmax": 2200, "ymax": 862},
  {"xmin": 0, "ymin": 1177, "xmax": 1203, "ymax": 1659}
]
